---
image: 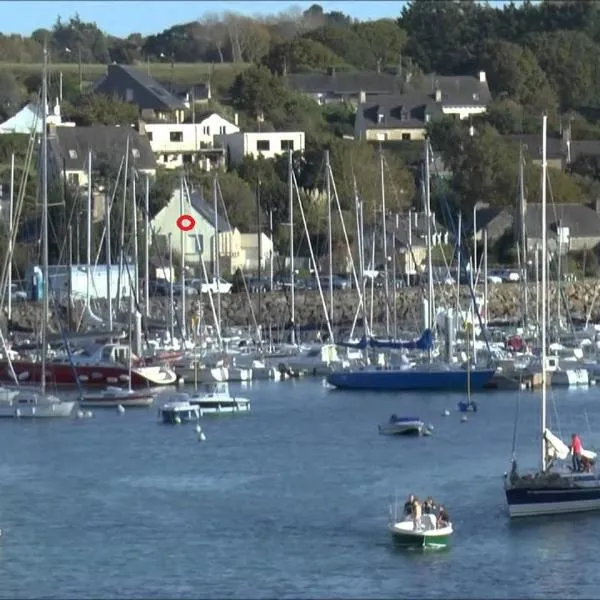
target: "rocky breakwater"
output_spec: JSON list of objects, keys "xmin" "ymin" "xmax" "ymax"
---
[{"xmin": 4, "ymin": 280, "xmax": 600, "ymax": 334}]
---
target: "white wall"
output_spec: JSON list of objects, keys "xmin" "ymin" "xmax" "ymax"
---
[
  {"xmin": 215, "ymin": 131, "xmax": 306, "ymax": 166},
  {"xmin": 145, "ymin": 113, "xmax": 239, "ymax": 155},
  {"xmin": 441, "ymin": 105, "xmax": 487, "ymax": 120}
]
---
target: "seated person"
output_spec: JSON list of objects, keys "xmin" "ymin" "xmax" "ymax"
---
[
  {"xmin": 581, "ymin": 455, "xmax": 595, "ymax": 473},
  {"xmin": 403, "ymin": 494, "xmax": 415, "ymax": 517},
  {"xmin": 437, "ymin": 505, "xmax": 450, "ymax": 528}
]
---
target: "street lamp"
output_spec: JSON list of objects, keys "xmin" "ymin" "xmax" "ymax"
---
[{"xmin": 473, "ymin": 201, "xmax": 489, "ymax": 287}]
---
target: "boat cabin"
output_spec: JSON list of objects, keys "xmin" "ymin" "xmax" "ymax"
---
[{"xmin": 70, "ymin": 343, "xmax": 141, "ymax": 366}]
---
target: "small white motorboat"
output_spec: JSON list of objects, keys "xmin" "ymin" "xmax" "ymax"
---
[
  {"xmin": 80, "ymin": 386, "xmax": 154, "ymax": 408},
  {"xmin": 388, "ymin": 515, "xmax": 453, "ymax": 549},
  {"xmin": 0, "ymin": 390, "xmax": 75, "ymax": 419},
  {"xmin": 187, "ymin": 382, "xmax": 251, "ymax": 416},
  {"xmin": 378, "ymin": 415, "xmax": 431, "ymax": 436},
  {"xmin": 159, "ymin": 401, "xmax": 200, "ymax": 424}
]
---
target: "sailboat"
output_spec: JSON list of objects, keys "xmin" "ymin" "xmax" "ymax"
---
[
  {"xmin": 458, "ymin": 322, "xmax": 478, "ymax": 413},
  {"xmin": 0, "ymin": 47, "xmax": 75, "ymax": 419},
  {"xmin": 504, "ymin": 114, "xmax": 600, "ymax": 518}
]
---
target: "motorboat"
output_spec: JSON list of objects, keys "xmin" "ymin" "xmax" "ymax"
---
[
  {"xmin": 388, "ymin": 515, "xmax": 453, "ymax": 549},
  {"xmin": 0, "ymin": 390, "xmax": 75, "ymax": 419},
  {"xmin": 458, "ymin": 400, "xmax": 478, "ymax": 413},
  {"xmin": 187, "ymin": 382, "xmax": 251, "ymax": 416},
  {"xmin": 159, "ymin": 401, "xmax": 200, "ymax": 424},
  {"xmin": 378, "ymin": 415, "xmax": 431, "ymax": 436},
  {"xmin": 79, "ymin": 386, "xmax": 154, "ymax": 408}
]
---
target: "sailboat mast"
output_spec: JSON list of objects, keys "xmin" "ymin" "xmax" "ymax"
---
[
  {"xmin": 519, "ymin": 145, "xmax": 529, "ymax": 328},
  {"xmin": 41, "ymin": 45, "xmax": 49, "ymax": 394},
  {"xmin": 8, "ymin": 153, "xmax": 14, "ymax": 322},
  {"xmin": 288, "ymin": 150, "xmax": 295, "ymax": 344},
  {"xmin": 212, "ymin": 174, "xmax": 221, "ymax": 329},
  {"xmin": 541, "ymin": 114, "xmax": 548, "ymax": 472},
  {"xmin": 424, "ymin": 139, "xmax": 434, "ymax": 332},
  {"xmin": 325, "ymin": 150, "xmax": 333, "ymax": 325},
  {"xmin": 380, "ymin": 145, "xmax": 390, "ymax": 337},
  {"xmin": 86, "ymin": 149, "xmax": 92, "ymax": 306}
]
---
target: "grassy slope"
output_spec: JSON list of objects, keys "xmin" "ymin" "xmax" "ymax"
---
[{"xmin": 0, "ymin": 61, "xmax": 251, "ymax": 85}]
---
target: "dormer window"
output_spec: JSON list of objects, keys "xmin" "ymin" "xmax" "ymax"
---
[
  {"xmin": 68, "ymin": 149, "xmax": 77, "ymax": 159},
  {"xmin": 472, "ymin": 92, "xmax": 480, "ymax": 101},
  {"xmin": 425, "ymin": 113, "xmax": 431, "ymax": 123},
  {"xmin": 400, "ymin": 110, "xmax": 408, "ymax": 121},
  {"xmin": 132, "ymin": 148, "xmax": 140, "ymax": 159},
  {"xmin": 377, "ymin": 112, "xmax": 384, "ymax": 124}
]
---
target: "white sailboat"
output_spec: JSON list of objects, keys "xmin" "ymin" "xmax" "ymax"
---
[
  {"xmin": 504, "ymin": 114, "xmax": 600, "ymax": 517},
  {"xmin": 0, "ymin": 47, "xmax": 75, "ymax": 419}
]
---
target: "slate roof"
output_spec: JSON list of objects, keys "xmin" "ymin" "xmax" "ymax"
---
[
  {"xmin": 504, "ymin": 134, "xmax": 564, "ymax": 161},
  {"xmin": 409, "ymin": 74, "xmax": 491, "ymax": 108},
  {"xmin": 526, "ymin": 203, "xmax": 600, "ymax": 241},
  {"xmin": 568, "ymin": 140, "xmax": 600, "ymax": 162},
  {"xmin": 91, "ymin": 64, "xmax": 185, "ymax": 111},
  {"xmin": 167, "ymin": 187, "xmax": 231, "ymax": 233},
  {"xmin": 49, "ymin": 125, "xmax": 156, "ymax": 171},
  {"xmin": 359, "ymin": 93, "xmax": 443, "ymax": 129},
  {"xmin": 387, "ymin": 211, "xmax": 447, "ymax": 248},
  {"xmin": 285, "ymin": 71, "xmax": 403, "ymax": 95},
  {"xmin": 157, "ymin": 80, "xmax": 209, "ymax": 101}
]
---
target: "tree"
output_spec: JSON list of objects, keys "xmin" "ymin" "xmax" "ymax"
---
[
  {"xmin": 352, "ymin": 19, "xmax": 407, "ymax": 71},
  {"xmin": 51, "ymin": 15, "xmax": 110, "ymax": 63},
  {"xmin": 302, "ymin": 25, "xmax": 374, "ymax": 70},
  {"xmin": 0, "ymin": 73, "xmax": 26, "ymax": 121},
  {"xmin": 62, "ymin": 93, "xmax": 139, "ymax": 126},
  {"xmin": 262, "ymin": 37, "xmax": 344, "ymax": 74}
]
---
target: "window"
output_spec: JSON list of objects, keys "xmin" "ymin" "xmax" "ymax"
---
[
  {"xmin": 170, "ymin": 131, "xmax": 183, "ymax": 142},
  {"xmin": 147, "ymin": 132, "xmax": 153, "ymax": 141},
  {"xmin": 163, "ymin": 155, "xmax": 168, "ymax": 163},
  {"xmin": 256, "ymin": 139, "xmax": 270, "ymax": 151},
  {"xmin": 401, "ymin": 133, "xmax": 411, "ymax": 141},
  {"xmin": 131, "ymin": 148, "xmax": 140, "ymax": 158},
  {"xmin": 68, "ymin": 149, "xmax": 77, "ymax": 159},
  {"xmin": 203, "ymin": 126, "xmax": 210, "ymax": 135},
  {"xmin": 280, "ymin": 139, "xmax": 294, "ymax": 151},
  {"xmin": 400, "ymin": 111, "xmax": 408, "ymax": 121},
  {"xmin": 219, "ymin": 126, "xmax": 226, "ymax": 134},
  {"xmin": 191, "ymin": 234, "xmax": 203, "ymax": 253},
  {"xmin": 67, "ymin": 173, "xmax": 80, "ymax": 185},
  {"xmin": 125, "ymin": 88, "xmax": 134, "ymax": 102}
]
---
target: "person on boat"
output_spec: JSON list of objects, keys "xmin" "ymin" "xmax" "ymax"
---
[
  {"xmin": 437, "ymin": 506, "xmax": 450, "ymax": 529},
  {"xmin": 412, "ymin": 498, "xmax": 422, "ymax": 527},
  {"xmin": 403, "ymin": 494, "xmax": 415, "ymax": 517},
  {"xmin": 423, "ymin": 497, "xmax": 438, "ymax": 515},
  {"xmin": 570, "ymin": 433, "xmax": 583, "ymax": 472}
]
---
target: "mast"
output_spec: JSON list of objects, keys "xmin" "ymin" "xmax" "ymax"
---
[
  {"xmin": 8, "ymin": 153, "xmax": 14, "ymax": 322},
  {"xmin": 105, "ymin": 188, "xmax": 113, "ymax": 331},
  {"xmin": 541, "ymin": 113, "xmax": 548, "ymax": 472},
  {"xmin": 41, "ymin": 44, "xmax": 49, "ymax": 394},
  {"xmin": 325, "ymin": 150, "xmax": 333, "ymax": 325},
  {"xmin": 519, "ymin": 144, "xmax": 529, "ymax": 328},
  {"xmin": 86, "ymin": 149, "xmax": 92, "ymax": 311},
  {"xmin": 144, "ymin": 174, "xmax": 150, "ymax": 318},
  {"xmin": 257, "ymin": 178, "xmax": 262, "ymax": 330},
  {"xmin": 288, "ymin": 149, "xmax": 295, "ymax": 344},
  {"xmin": 132, "ymin": 167, "xmax": 139, "ymax": 306},
  {"xmin": 424, "ymin": 138, "xmax": 434, "ymax": 333},
  {"xmin": 380, "ymin": 145, "xmax": 390, "ymax": 337},
  {"xmin": 212, "ymin": 174, "xmax": 221, "ymax": 331},
  {"xmin": 179, "ymin": 174, "xmax": 186, "ymax": 340}
]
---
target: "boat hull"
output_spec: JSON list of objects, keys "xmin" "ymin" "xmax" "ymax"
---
[
  {"xmin": 0, "ymin": 400, "xmax": 75, "ymax": 419},
  {"xmin": 0, "ymin": 360, "xmax": 176, "ymax": 388},
  {"xmin": 327, "ymin": 368, "xmax": 495, "ymax": 391},
  {"xmin": 506, "ymin": 481, "xmax": 600, "ymax": 517},
  {"xmin": 379, "ymin": 422, "xmax": 425, "ymax": 436},
  {"xmin": 79, "ymin": 394, "xmax": 154, "ymax": 408},
  {"xmin": 389, "ymin": 523, "xmax": 452, "ymax": 548}
]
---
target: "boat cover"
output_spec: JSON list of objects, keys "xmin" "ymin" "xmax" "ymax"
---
[{"xmin": 544, "ymin": 428, "xmax": 597, "ymax": 461}]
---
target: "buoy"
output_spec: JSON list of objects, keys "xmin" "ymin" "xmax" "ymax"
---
[
  {"xmin": 442, "ymin": 409, "xmax": 450, "ymax": 417},
  {"xmin": 76, "ymin": 410, "xmax": 85, "ymax": 419},
  {"xmin": 461, "ymin": 415, "xmax": 468, "ymax": 423},
  {"xmin": 117, "ymin": 404, "xmax": 125, "ymax": 414},
  {"xmin": 174, "ymin": 415, "xmax": 181, "ymax": 424},
  {"xmin": 427, "ymin": 423, "xmax": 434, "ymax": 431},
  {"xmin": 85, "ymin": 410, "xmax": 93, "ymax": 418}
]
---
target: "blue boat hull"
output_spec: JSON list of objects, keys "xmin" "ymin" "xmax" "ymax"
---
[
  {"xmin": 506, "ymin": 477, "xmax": 600, "ymax": 517},
  {"xmin": 327, "ymin": 368, "xmax": 495, "ymax": 391}
]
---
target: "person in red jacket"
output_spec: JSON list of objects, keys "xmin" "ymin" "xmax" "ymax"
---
[{"xmin": 571, "ymin": 433, "xmax": 583, "ymax": 472}]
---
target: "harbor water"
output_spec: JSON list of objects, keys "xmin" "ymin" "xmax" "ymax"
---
[{"xmin": 1, "ymin": 379, "xmax": 600, "ymax": 598}]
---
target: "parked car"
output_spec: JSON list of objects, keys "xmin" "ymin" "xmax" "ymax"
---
[
  {"xmin": 487, "ymin": 274, "xmax": 503, "ymax": 284},
  {"xmin": 10, "ymin": 283, "xmax": 27, "ymax": 302},
  {"xmin": 201, "ymin": 277, "xmax": 232, "ymax": 294},
  {"xmin": 173, "ymin": 282, "xmax": 199, "ymax": 297},
  {"xmin": 318, "ymin": 275, "xmax": 351, "ymax": 290}
]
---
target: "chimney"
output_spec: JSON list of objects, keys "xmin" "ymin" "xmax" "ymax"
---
[
  {"xmin": 327, "ymin": 66, "xmax": 336, "ymax": 77},
  {"xmin": 234, "ymin": 112, "xmax": 239, "ymax": 126},
  {"xmin": 479, "ymin": 70, "xmax": 486, "ymax": 83},
  {"xmin": 359, "ymin": 90, "xmax": 366, "ymax": 104},
  {"xmin": 282, "ymin": 57, "xmax": 287, "ymax": 76},
  {"xmin": 435, "ymin": 88, "xmax": 442, "ymax": 103},
  {"xmin": 562, "ymin": 121, "xmax": 572, "ymax": 144}
]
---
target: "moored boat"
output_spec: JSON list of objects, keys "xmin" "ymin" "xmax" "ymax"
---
[
  {"xmin": 378, "ymin": 415, "xmax": 431, "ymax": 436},
  {"xmin": 159, "ymin": 401, "xmax": 200, "ymax": 424},
  {"xmin": 0, "ymin": 390, "xmax": 75, "ymax": 419},
  {"xmin": 79, "ymin": 386, "xmax": 154, "ymax": 408}
]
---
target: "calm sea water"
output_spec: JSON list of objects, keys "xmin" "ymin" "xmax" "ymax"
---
[{"xmin": 1, "ymin": 379, "xmax": 600, "ymax": 599}]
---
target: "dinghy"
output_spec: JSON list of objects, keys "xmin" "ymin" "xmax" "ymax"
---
[
  {"xmin": 388, "ymin": 515, "xmax": 453, "ymax": 549},
  {"xmin": 378, "ymin": 415, "xmax": 431, "ymax": 436}
]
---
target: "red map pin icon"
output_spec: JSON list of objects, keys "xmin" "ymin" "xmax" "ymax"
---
[{"xmin": 176, "ymin": 214, "xmax": 196, "ymax": 232}]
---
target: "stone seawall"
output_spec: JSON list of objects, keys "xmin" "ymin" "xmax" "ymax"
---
[{"xmin": 5, "ymin": 281, "xmax": 599, "ymax": 332}]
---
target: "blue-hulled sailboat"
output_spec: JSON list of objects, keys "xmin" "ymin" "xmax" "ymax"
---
[{"xmin": 504, "ymin": 115, "xmax": 600, "ymax": 517}]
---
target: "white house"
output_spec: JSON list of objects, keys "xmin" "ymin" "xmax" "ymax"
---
[
  {"xmin": 239, "ymin": 232, "xmax": 274, "ymax": 271},
  {"xmin": 140, "ymin": 112, "xmax": 239, "ymax": 170},
  {"xmin": 215, "ymin": 131, "xmax": 306, "ymax": 166}
]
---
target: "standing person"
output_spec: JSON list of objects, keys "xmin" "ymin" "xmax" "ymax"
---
[
  {"xmin": 571, "ymin": 433, "xmax": 583, "ymax": 472},
  {"xmin": 403, "ymin": 494, "xmax": 415, "ymax": 517},
  {"xmin": 437, "ymin": 505, "xmax": 450, "ymax": 529}
]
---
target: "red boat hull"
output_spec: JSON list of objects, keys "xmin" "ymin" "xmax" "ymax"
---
[{"xmin": 0, "ymin": 360, "xmax": 166, "ymax": 388}]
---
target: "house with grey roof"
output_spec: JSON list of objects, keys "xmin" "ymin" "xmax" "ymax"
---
[
  {"xmin": 355, "ymin": 72, "xmax": 491, "ymax": 142},
  {"xmin": 47, "ymin": 124, "xmax": 156, "ymax": 221},
  {"xmin": 157, "ymin": 80, "xmax": 212, "ymax": 107},
  {"xmin": 284, "ymin": 68, "xmax": 405, "ymax": 106},
  {"xmin": 473, "ymin": 203, "xmax": 600, "ymax": 256},
  {"xmin": 91, "ymin": 64, "xmax": 186, "ymax": 122}
]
